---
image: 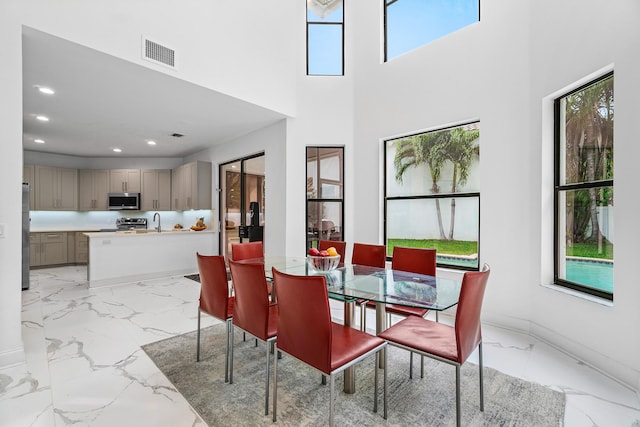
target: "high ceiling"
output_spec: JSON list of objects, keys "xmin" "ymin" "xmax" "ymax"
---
[{"xmin": 22, "ymin": 28, "xmax": 286, "ymax": 158}]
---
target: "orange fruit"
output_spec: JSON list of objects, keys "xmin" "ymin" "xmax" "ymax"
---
[{"xmin": 327, "ymin": 247, "xmax": 338, "ymax": 257}]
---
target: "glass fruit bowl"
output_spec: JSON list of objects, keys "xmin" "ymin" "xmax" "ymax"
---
[{"xmin": 306, "ymin": 254, "xmax": 341, "ymax": 272}]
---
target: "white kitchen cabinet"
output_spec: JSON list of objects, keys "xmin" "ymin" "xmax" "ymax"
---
[
  {"xmin": 109, "ymin": 169, "xmax": 141, "ymax": 193},
  {"xmin": 34, "ymin": 166, "xmax": 78, "ymax": 210},
  {"xmin": 30, "ymin": 232, "xmax": 68, "ymax": 266},
  {"xmin": 141, "ymin": 169, "xmax": 171, "ymax": 211},
  {"xmin": 171, "ymin": 161, "xmax": 211, "ymax": 211},
  {"xmin": 79, "ymin": 169, "xmax": 110, "ymax": 210}
]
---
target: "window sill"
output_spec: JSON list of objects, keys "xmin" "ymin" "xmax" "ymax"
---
[{"xmin": 540, "ymin": 283, "xmax": 613, "ymax": 307}]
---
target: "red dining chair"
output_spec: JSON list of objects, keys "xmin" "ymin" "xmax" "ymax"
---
[
  {"xmin": 228, "ymin": 259, "xmax": 278, "ymax": 415},
  {"xmin": 319, "ymin": 239, "xmax": 346, "ymax": 264},
  {"xmin": 271, "ymin": 267, "xmax": 387, "ymax": 426},
  {"xmin": 351, "ymin": 243, "xmax": 387, "ymax": 330},
  {"xmin": 231, "ymin": 241, "xmax": 264, "ymax": 261},
  {"xmin": 362, "ymin": 246, "xmax": 437, "ymax": 378},
  {"xmin": 378, "ymin": 264, "xmax": 491, "ymax": 427},
  {"xmin": 361, "ymin": 246, "xmax": 436, "ymax": 332},
  {"xmin": 196, "ymin": 253, "xmax": 234, "ymax": 383}
]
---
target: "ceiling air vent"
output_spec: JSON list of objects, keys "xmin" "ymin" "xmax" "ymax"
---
[{"xmin": 142, "ymin": 37, "xmax": 176, "ymax": 68}]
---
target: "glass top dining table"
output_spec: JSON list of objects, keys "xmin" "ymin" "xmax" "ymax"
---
[
  {"xmin": 254, "ymin": 256, "xmax": 462, "ymax": 313},
  {"xmin": 238, "ymin": 256, "xmax": 462, "ymax": 393}
]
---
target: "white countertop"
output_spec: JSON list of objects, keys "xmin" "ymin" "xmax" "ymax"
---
[
  {"xmin": 84, "ymin": 229, "xmax": 215, "ymax": 237},
  {"xmin": 30, "ymin": 228, "xmax": 102, "ymax": 233}
]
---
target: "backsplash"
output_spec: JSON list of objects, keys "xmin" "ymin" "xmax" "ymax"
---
[{"xmin": 29, "ymin": 210, "xmax": 216, "ymax": 231}]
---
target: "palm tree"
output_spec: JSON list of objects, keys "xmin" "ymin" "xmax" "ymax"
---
[
  {"xmin": 441, "ymin": 127, "xmax": 479, "ymax": 240},
  {"xmin": 393, "ymin": 132, "xmax": 448, "ymax": 239}
]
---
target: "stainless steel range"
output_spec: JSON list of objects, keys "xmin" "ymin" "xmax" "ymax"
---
[
  {"xmin": 116, "ymin": 217, "xmax": 148, "ymax": 230},
  {"xmin": 100, "ymin": 217, "xmax": 148, "ymax": 232}
]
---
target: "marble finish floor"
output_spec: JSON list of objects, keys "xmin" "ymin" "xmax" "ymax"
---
[{"xmin": 1, "ymin": 266, "xmax": 639, "ymax": 426}]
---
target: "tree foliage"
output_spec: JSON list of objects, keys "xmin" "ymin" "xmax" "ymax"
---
[{"xmin": 392, "ymin": 126, "xmax": 479, "ymax": 240}]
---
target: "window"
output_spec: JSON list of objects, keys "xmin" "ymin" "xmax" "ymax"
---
[
  {"xmin": 385, "ymin": 123, "xmax": 480, "ymax": 270},
  {"xmin": 384, "ymin": 0, "xmax": 480, "ymax": 61},
  {"xmin": 307, "ymin": 0, "xmax": 344, "ymax": 76},
  {"xmin": 306, "ymin": 147, "xmax": 344, "ymax": 250},
  {"xmin": 554, "ymin": 73, "xmax": 614, "ymax": 300}
]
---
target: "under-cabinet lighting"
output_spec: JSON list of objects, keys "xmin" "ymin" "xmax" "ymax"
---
[
  {"xmin": 36, "ymin": 115, "xmax": 49, "ymax": 122},
  {"xmin": 34, "ymin": 139, "xmax": 45, "ymax": 144},
  {"xmin": 147, "ymin": 140, "xmax": 157, "ymax": 145},
  {"xmin": 37, "ymin": 86, "xmax": 55, "ymax": 95},
  {"xmin": 113, "ymin": 148, "xmax": 122, "ymax": 153}
]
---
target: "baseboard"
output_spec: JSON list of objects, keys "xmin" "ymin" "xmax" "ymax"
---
[
  {"xmin": 88, "ymin": 268, "xmax": 198, "ymax": 288},
  {"xmin": 481, "ymin": 313, "xmax": 639, "ymax": 395},
  {"xmin": 0, "ymin": 345, "xmax": 26, "ymax": 370}
]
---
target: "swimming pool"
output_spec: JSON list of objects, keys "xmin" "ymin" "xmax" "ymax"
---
[{"xmin": 565, "ymin": 258, "xmax": 613, "ymax": 293}]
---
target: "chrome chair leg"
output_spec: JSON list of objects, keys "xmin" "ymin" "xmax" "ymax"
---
[
  {"xmin": 456, "ymin": 364, "xmax": 461, "ymax": 427},
  {"xmin": 196, "ymin": 309, "xmax": 201, "ymax": 361},
  {"xmin": 383, "ymin": 347, "xmax": 388, "ymax": 419},
  {"xmin": 264, "ymin": 340, "xmax": 271, "ymax": 415},
  {"xmin": 479, "ymin": 341, "xmax": 484, "ymax": 411},
  {"xmin": 373, "ymin": 352, "xmax": 379, "ymax": 414},
  {"xmin": 224, "ymin": 318, "xmax": 231, "ymax": 383},
  {"xmin": 272, "ymin": 344, "xmax": 278, "ymax": 422},
  {"xmin": 329, "ymin": 373, "xmax": 335, "ymax": 427},
  {"xmin": 229, "ymin": 324, "xmax": 234, "ymax": 384}
]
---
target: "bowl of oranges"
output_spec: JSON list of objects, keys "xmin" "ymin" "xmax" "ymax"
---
[{"xmin": 307, "ymin": 246, "xmax": 340, "ymax": 272}]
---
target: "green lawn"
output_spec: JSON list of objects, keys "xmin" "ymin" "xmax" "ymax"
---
[
  {"xmin": 387, "ymin": 239, "xmax": 478, "ymax": 257},
  {"xmin": 566, "ymin": 242, "xmax": 613, "ymax": 260}
]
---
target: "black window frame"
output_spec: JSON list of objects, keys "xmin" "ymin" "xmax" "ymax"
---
[
  {"xmin": 306, "ymin": 146, "xmax": 345, "ymax": 252},
  {"xmin": 383, "ymin": 122, "xmax": 481, "ymax": 271},
  {"xmin": 553, "ymin": 72, "xmax": 614, "ymax": 301},
  {"xmin": 383, "ymin": 0, "xmax": 481, "ymax": 62},
  {"xmin": 306, "ymin": 0, "xmax": 345, "ymax": 76}
]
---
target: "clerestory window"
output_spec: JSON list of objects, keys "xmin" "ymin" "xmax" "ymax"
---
[
  {"xmin": 384, "ymin": 0, "xmax": 480, "ymax": 61},
  {"xmin": 307, "ymin": 0, "xmax": 344, "ymax": 76}
]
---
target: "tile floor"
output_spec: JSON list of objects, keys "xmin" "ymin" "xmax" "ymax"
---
[{"xmin": 1, "ymin": 266, "xmax": 639, "ymax": 426}]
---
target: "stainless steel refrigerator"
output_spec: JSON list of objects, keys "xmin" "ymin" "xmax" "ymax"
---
[{"xmin": 22, "ymin": 183, "xmax": 30, "ymax": 290}]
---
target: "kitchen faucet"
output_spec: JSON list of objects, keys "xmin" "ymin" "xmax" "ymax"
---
[{"xmin": 153, "ymin": 212, "xmax": 161, "ymax": 232}]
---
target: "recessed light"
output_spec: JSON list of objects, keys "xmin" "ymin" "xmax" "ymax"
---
[
  {"xmin": 37, "ymin": 86, "xmax": 55, "ymax": 95},
  {"xmin": 113, "ymin": 148, "xmax": 122, "ymax": 153},
  {"xmin": 147, "ymin": 140, "xmax": 157, "ymax": 146},
  {"xmin": 34, "ymin": 139, "xmax": 45, "ymax": 144},
  {"xmin": 36, "ymin": 115, "xmax": 49, "ymax": 122}
]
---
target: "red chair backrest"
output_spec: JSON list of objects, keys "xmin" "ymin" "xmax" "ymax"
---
[
  {"xmin": 196, "ymin": 253, "xmax": 232, "ymax": 320},
  {"xmin": 391, "ymin": 246, "xmax": 436, "ymax": 276},
  {"xmin": 272, "ymin": 267, "xmax": 332, "ymax": 373},
  {"xmin": 228, "ymin": 259, "xmax": 272, "ymax": 340},
  {"xmin": 319, "ymin": 240, "xmax": 346, "ymax": 264},
  {"xmin": 351, "ymin": 243, "xmax": 386, "ymax": 268},
  {"xmin": 455, "ymin": 265, "xmax": 491, "ymax": 363},
  {"xmin": 231, "ymin": 241, "xmax": 264, "ymax": 261}
]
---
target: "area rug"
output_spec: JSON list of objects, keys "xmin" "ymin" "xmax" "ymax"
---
[{"xmin": 142, "ymin": 324, "xmax": 565, "ymax": 426}]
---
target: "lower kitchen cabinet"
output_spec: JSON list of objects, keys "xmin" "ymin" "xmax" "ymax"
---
[
  {"xmin": 30, "ymin": 232, "xmax": 68, "ymax": 267},
  {"xmin": 75, "ymin": 232, "xmax": 89, "ymax": 264}
]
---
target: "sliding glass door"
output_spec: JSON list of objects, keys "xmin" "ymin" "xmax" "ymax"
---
[{"xmin": 220, "ymin": 154, "xmax": 265, "ymax": 259}]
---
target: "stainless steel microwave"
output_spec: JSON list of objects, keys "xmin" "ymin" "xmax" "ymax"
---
[{"xmin": 108, "ymin": 193, "xmax": 141, "ymax": 210}]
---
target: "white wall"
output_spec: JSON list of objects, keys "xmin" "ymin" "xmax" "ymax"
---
[
  {"xmin": 2, "ymin": 0, "xmax": 638, "ymax": 394},
  {"xmin": 0, "ymin": 0, "xmax": 297, "ymax": 368},
  {"xmin": 349, "ymin": 0, "xmax": 639, "ymax": 390},
  {"xmin": 185, "ymin": 120, "xmax": 288, "ymax": 258},
  {"xmin": 529, "ymin": 0, "xmax": 640, "ymax": 390}
]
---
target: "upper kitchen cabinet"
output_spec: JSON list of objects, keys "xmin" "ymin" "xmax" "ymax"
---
[
  {"xmin": 79, "ymin": 169, "xmax": 110, "ymax": 211},
  {"xmin": 109, "ymin": 169, "xmax": 141, "ymax": 193},
  {"xmin": 34, "ymin": 166, "xmax": 78, "ymax": 210},
  {"xmin": 141, "ymin": 169, "xmax": 171, "ymax": 211},
  {"xmin": 172, "ymin": 161, "xmax": 212, "ymax": 210},
  {"xmin": 23, "ymin": 164, "xmax": 36, "ymax": 209}
]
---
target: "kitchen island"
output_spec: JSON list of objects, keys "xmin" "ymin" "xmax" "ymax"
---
[{"xmin": 84, "ymin": 229, "xmax": 215, "ymax": 287}]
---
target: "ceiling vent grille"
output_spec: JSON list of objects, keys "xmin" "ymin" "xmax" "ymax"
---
[{"xmin": 143, "ymin": 38, "xmax": 175, "ymax": 68}]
